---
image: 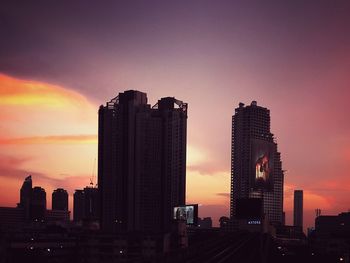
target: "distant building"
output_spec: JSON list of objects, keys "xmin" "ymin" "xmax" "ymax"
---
[
  {"xmin": 315, "ymin": 212, "xmax": 350, "ymax": 234},
  {"xmin": 17, "ymin": 175, "xmax": 32, "ymax": 220},
  {"xmin": 98, "ymin": 90, "xmax": 187, "ymax": 234},
  {"xmin": 293, "ymin": 190, "xmax": 303, "ymax": 230},
  {"xmin": 30, "ymin": 187, "xmax": 46, "ymax": 221},
  {"xmin": 73, "ymin": 189, "xmax": 85, "ymax": 222},
  {"xmin": 309, "ymin": 212, "xmax": 350, "ymax": 257},
  {"xmin": 73, "ymin": 187, "xmax": 99, "ymax": 222},
  {"xmin": 230, "ymin": 101, "xmax": 284, "ymax": 225},
  {"xmin": 17, "ymin": 176, "xmax": 48, "ymax": 222},
  {"xmin": 84, "ymin": 187, "xmax": 99, "ymax": 221},
  {"xmin": 0, "ymin": 207, "xmax": 24, "ymax": 230},
  {"xmin": 45, "ymin": 209, "xmax": 70, "ymax": 222},
  {"xmin": 52, "ymin": 188, "xmax": 68, "ymax": 211},
  {"xmin": 276, "ymin": 225, "xmax": 304, "ymax": 238},
  {"xmin": 198, "ymin": 217, "xmax": 212, "ymax": 228},
  {"xmin": 1, "ymin": 176, "xmax": 70, "ymax": 229}
]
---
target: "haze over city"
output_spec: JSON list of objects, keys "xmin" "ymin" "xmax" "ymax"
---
[{"xmin": 1, "ymin": 0, "xmax": 350, "ymax": 231}]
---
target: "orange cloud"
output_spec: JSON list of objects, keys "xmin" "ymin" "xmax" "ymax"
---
[
  {"xmin": 0, "ymin": 73, "xmax": 97, "ymax": 139},
  {"xmin": 0, "ymin": 134, "xmax": 97, "ymax": 145},
  {"xmin": 0, "ymin": 74, "xmax": 93, "ymax": 108}
]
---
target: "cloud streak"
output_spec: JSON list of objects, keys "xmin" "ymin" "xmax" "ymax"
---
[
  {"xmin": 216, "ymin": 193, "xmax": 230, "ymax": 198},
  {"xmin": 0, "ymin": 134, "xmax": 97, "ymax": 145},
  {"xmin": 0, "ymin": 74, "xmax": 95, "ymax": 108}
]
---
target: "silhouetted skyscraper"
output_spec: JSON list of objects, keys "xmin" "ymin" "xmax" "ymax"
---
[
  {"xmin": 73, "ymin": 187, "xmax": 99, "ymax": 222},
  {"xmin": 31, "ymin": 187, "xmax": 46, "ymax": 221},
  {"xmin": 293, "ymin": 190, "xmax": 303, "ymax": 230},
  {"xmin": 98, "ymin": 90, "xmax": 187, "ymax": 233},
  {"xmin": 52, "ymin": 188, "xmax": 68, "ymax": 211},
  {"xmin": 230, "ymin": 101, "xmax": 284, "ymax": 225},
  {"xmin": 18, "ymin": 175, "xmax": 32, "ymax": 220},
  {"xmin": 84, "ymin": 187, "xmax": 99, "ymax": 221},
  {"xmin": 73, "ymin": 189, "xmax": 85, "ymax": 222}
]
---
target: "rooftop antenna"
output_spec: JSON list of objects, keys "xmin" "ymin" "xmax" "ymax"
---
[
  {"xmin": 90, "ymin": 158, "xmax": 96, "ymax": 187},
  {"xmin": 315, "ymin": 208, "xmax": 321, "ymax": 218}
]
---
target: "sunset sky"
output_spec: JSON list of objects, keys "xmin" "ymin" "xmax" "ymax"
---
[{"xmin": 1, "ymin": 1, "xmax": 350, "ymax": 229}]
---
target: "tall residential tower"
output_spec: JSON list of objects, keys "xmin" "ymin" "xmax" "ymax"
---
[
  {"xmin": 230, "ymin": 101, "xmax": 284, "ymax": 225},
  {"xmin": 52, "ymin": 188, "xmax": 68, "ymax": 211},
  {"xmin": 293, "ymin": 190, "xmax": 303, "ymax": 230},
  {"xmin": 98, "ymin": 90, "xmax": 187, "ymax": 234}
]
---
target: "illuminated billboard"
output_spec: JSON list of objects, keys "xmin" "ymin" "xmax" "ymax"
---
[
  {"xmin": 173, "ymin": 204, "xmax": 198, "ymax": 225},
  {"xmin": 251, "ymin": 139, "xmax": 275, "ymax": 191}
]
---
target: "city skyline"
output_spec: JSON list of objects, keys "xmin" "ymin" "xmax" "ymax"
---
[{"xmin": 1, "ymin": 1, "xmax": 350, "ymax": 231}]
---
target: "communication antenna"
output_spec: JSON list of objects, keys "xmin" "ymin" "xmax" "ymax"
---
[
  {"xmin": 315, "ymin": 208, "xmax": 321, "ymax": 217},
  {"xmin": 90, "ymin": 158, "xmax": 96, "ymax": 187}
]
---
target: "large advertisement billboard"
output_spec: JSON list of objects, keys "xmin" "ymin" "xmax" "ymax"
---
[
  {"xmin": 251, "ymin": 139, "xmax": 275, "ymax": 191},
  {"xmin": 173, "ymin": 204, "xmax": 198, "ymax": 225}
]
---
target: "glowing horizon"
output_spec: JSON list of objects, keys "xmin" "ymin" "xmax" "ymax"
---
[{"xmin": 0, "ymin": 73, "xmax": 347, "ymax": 229}]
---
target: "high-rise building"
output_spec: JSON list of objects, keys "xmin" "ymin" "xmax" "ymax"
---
[
  {"xmin": 230, "ymin": 101, "xmax": 284, "ymax": 225},
  {"xmin": 52, "ymin": 188, "xmax": 68, "ymax": 211},
  {"xmin": 84, "ymin": 187, "xmax": 99, "ymax": 221},
  {"xmin": 17, "ymin": 175, "xmax": 32, "ymax": 220},
  {"xmin": 73, "ymin": 190, "xmax": 85, "ymax": 222},
  {"xmin": 73, "ymin": 187, "xmax": 100, "ymax": 222},
  {"xmin": 31, "ymin": 187, "xmax": 46, "ymax": 221},
  {"xmin": 293, "ymin": 190, "xmax": 303, "ymax": 230},
  {"xmin": 98, "ymin": 90, "xmax": 187, "ymax": 233}
]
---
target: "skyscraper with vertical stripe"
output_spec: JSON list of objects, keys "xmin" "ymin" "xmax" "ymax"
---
[{"xmin": 230, "ymin": 101, "xmax": 284, "ymax": 225}]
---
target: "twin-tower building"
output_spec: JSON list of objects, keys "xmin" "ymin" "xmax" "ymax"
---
[{"xmin": 98, "ymin": 90, "xmax": 187, "ymax": 234}]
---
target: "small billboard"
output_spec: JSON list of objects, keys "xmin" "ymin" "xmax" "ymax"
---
[{"xmin": 173, "ymin": 204, "xmax": 198, "ymax": 226}]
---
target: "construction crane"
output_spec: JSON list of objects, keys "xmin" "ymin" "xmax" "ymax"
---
[{"xmin": 90, "ymin": 157, "xmax": 97, "ymax": 187}]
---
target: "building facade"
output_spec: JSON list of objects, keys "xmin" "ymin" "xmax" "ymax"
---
[
  {"xmin": 230, "ymin": 101, "xmax": 284, "ymax": 225},
  {"xmin": 98, "ymin": 90, "xmax": 187, "ymax": 234},
  {"xmin": 30, "ymin": 187, "xmax": 46, "ymax": 221},
  {"xmin": 73, "ymin": 189, "xmax": 85, "ymax": 222},
  {"xmin": 73, "ymin": 187, "xmax": 100, "ymax": 222},
  {"xmin": 293, "ymin": 190, "xmax": 303, "ymax": 230},
  {"xmin": 17, "ymin": 175, "xmax": 32, "ymax": 221},
  {"xmin": 52, "ymin": 188, "xmax": 68, "ymax": 211}
]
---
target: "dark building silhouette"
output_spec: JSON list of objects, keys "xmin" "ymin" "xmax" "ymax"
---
[
  {"xmin": 52, "ymin": 188, "xmax": 68, "ymax": 211},
  {"xmin": 98, "ymin": 90, "xmax": 187, "ymax": 234},
  {"xmin": 30, "ymin": 187, "xmax": 46, "ymax": 221},
  {"xmin": 0, "ymin": 207, "xmax": 24, "ymax": 230},
  {"xmin": 293, "ymin": 190, "xmax": 303, "ymax": 230},
  {"xmin": 73, "ymin": 189, "xmax": 85, "ymax": 222},
  {"xmin": 45, "ymin": 209, "xmax": 70, "ymax": 222},
  {"xmin": 198, "ymin": 217, "xmax": 212, "ymax": 228},
  {"xmin": 230, "ymin": 101, "xmax": 284, "ymax": 225},
  {"xmin": 309, "ymin": 212, "xmax": 350, "ymax": 258},
  {"xmin": 73, "ymin": 187, "xmax": 99, "ymax": 222},
  {"xmin": 84, "ymin": 187, "xmax": 99, "ymax": 221},
  {"xmin": 17, "ymin": 175, "xmax": 32, "ymax": 220},
  {"xmin": 0, "ymin": 176, "xmax": 70, "ymax": 233},
  {"xmin": 315, "ymin": 212, "xmax": 350, "ymax": 234}
]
